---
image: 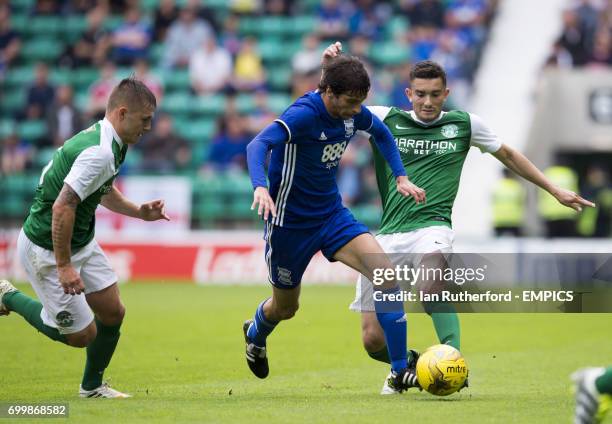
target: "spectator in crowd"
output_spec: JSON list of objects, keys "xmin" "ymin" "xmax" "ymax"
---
[
  {"xmin": 186, "ymin": 0, "xmax": 220, "ymax": 33},
  {"xmin": 87, "ymin": 61, "xmax": 118, "ymax": 121},
  {"xmin": 291, "ymin": 34, "xmax": 323, "ymax": 97},
  {"xmin": 46, "ymin": 85, "xmax": 82, "ymax": 148},
  {"xmin": 348, "ymin": 0, "xmax": 391, "ymax": 41},
  {"xmin": 229, "ymin": 0, "xmax": 262, "ymax": 16},
  {"xmin": 246, "ymin": 89, "xmax": 276, "ymax": 134},
  {"xmin": 388, "ymin": 62, "xmax": 413, "ymax": 111},
  {"xmin": 133, "ymin": 58, "xmax": 164, "ymax": 104},
  {"xmin": 138, "ymin": 113, "xmax": 192, "ymax": 173},
  {"xmin": 61, "ymin": 0, "xmax": 97, "ymax": 15},
  {"xmin": 219, "ymin": 13, "xmax": 242, "ymax": 56},
  {"xmin": 410, "ymin": 25, "xmax": 439, "ymax": 61},
  {"xmin": 1, "ymin": 129, "xmax": 31, "ymax": 175},
  {"xmin": 111, "ymin": 7, "xmax": 152, "ymax": 65},
  {"xmin": 578, "ymin": 165, "xmax": 612, "ymax": 238},
  {"xmin": 538, "ymin": 164, "xmax": 580, "ymax": 237},
  {"xmin": 265, "ymin": 0, "xmax": 294, "ymax": 16},
  {"xmin": 492, "ymin": 169, "xmax": 525, "ymax": 237},
  {"xmin": 444, "ymin": 0, "xmax": 487, "ymax": 46},
  {"xmin": 31, "ymin": 0, "xmax": 62, "ymax": 15},
  {"xmin": 23, "ymin": 62, "xmax": 55, "ymax": 121},
  {"xmin": 162, "ymin": 6, "xmax": 213, "ymax": 69},
  {"xmin": 315, "ymin": 0, "xmax": 351, "ymax": 40},
  {"xmin": 205, "ymin": 112, "xmax": 251, "ymax": 172},
  {"xmin": 232, "ymin": 37, "xmax": 266, "ymax": 92},
  {"xmin": 544, "ymin": 40, "xmax": 574, "ymax": 68},
  {"xmin": 153, "ymin": 0, "xmax": 178, "ymax": 42},
  {"xmin": 401, "ymin": 0, "xmax": 445, "ymax": 29},
  {"xmin": 189, "ymin": 37, "xmax": 232, "ymax": 95},
  {"xmin": 430, "ymin": 30, "xmax": 470, "ymax": 107},
  {"xmin": 558, "ymin": 9, "xmax": 589, "ymax": 66},
  {"xmin": 587, "ymin": 28, "xmax": 612, "ymax": 65},
  {"xmin": 292, "ymin": 34, "xmax": 321, "ymax": 76},
  {"xmin": 0, "ymin": 5, "xmax": 21, "ymax": 80},
  {"xmin": 60, "ymin": 7, "xmax": 110, "ymax": 68}
]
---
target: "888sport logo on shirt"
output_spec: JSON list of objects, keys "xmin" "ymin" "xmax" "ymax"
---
[{"xmin": 321, "ymin": 141, "xmax": 347, "ymax": 169}]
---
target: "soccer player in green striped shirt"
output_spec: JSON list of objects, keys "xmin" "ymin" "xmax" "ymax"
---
[
  {"xmin": 0, "ymin": 78, "xmax": 169, "ymax": 398},
  {"xmin": 323, "ymin": 43, "xmax": 595, "ymax": 394}
]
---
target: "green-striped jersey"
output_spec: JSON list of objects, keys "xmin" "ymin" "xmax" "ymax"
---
[
  {"xmin": 367, "ymin": 107, "xmax": 501, "ymax": 234},
  {"xmin": 23, "ymin": 118, "xmax": 127, "ymax": 251}
]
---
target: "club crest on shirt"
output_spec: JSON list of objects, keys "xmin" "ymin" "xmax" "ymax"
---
[
  {"xmin": 344, "ymin": 119, "xmax": 354, "ymax": 138},
  {"xmin": 441, "ymin": 124, "xmax": 459, "ymax": 138}
]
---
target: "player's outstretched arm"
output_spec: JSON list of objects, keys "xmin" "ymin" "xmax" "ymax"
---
[
  {"xmin": 247, "ymin": 122, "xmax": 286, "ymax": 220},
  {"xmin": 52, "ymin": 183, "xmax": 85, "ymax": 295},
  {"xmin": 101, "ymin": 186, "xmax": 170, "ymax": 221},
  {"xmin": 493, "ymin": 144, "xmax": 595, "ymax": 212},
  {"xmin": 368, "ymin": 114, "xmax": 426, "ymax": 204}
]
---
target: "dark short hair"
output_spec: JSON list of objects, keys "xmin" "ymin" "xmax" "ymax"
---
[
  {"xmin": 409, "ymin": 60, "xmax": 447, "ymax": 87},
  {"xmin": 318, "ymin": 55, "xmax": 370, "ymax": 98},
  {"xmin": 107, "ymin": 76, "xmax": 157, "ymax": 112}
]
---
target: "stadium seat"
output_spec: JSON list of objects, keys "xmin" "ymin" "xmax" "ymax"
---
[
  {"xmin": 267, "ymin": 93, "xmax": 292, "ymax": 114},
  {"xmin": 161, "ymin": 92, "xmax": 192, "ymax": 115},
  {"xmin": 0, "ymin": 90, "xmax": 26, "ymax": 115},
  {"xmin": 191, "ymin": 94, "xmax": 226, "ymax": 117},
  {"xmin": 368, "ymin": 42, "xmax": 411, "ymax": 66},
  {"xmin": 4, "ymin": 66, "xmax": 35, "ymax": 88},
  {"xmin": 73, "ymin": 68, "xmax": 100, "ymax": 89},
  {"xmin": 0, "ymin": 120, "xmax": 16, "ymax": 138},
  {"xmin": 49, "ymin": 69, "xmax": 72, "ymax": 86},
  {"xmin": 268, "ymin": 67, "xmax": 292, "ymax": 91},
  {"xmin": 175, "ymin": 118, "xmax": 216, "ymax": 143},
  {"xmin": 235, "ymin": 94, "xmax": 255, "ymax": 114},
  {"xmin": 23, "ymin": 16, "xmax": 63, "ymax": 38},
  {"xmin": 17, "ymin": 120, "xmax": 47, "ymax": 141},
  {"xmin": 162, "ymin": 69, "xmax": 191, "ymax": 91},
  {"xmin": 63, "ymin": 16, "xmax": 88, "ymax": 42},
  {"xmin": 21, "ymin": 39, "xmax": 64, "ymax": 62}
]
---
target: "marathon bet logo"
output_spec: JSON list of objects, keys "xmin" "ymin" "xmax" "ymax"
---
[{"xmin": 441, "ymin": 124, "xmax": 459, "ymax": 138}]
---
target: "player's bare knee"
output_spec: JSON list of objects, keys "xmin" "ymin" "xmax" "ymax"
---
[
  {"xmin": 362, "ymin": 326, "xmax": 385, "ymax": 352},
  {"xmin": 66, "ymin": 325, "xmax": 97, "ymax": 348},
  {"xmin": 277, "ymin": 303, "xmax": 299, "ymax": 320},
  {"xmin": 98, "ymin": 303, "xmax": 126, "ymax": 326}
]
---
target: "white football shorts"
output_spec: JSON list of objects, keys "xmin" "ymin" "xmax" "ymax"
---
[
  {"xmin": 349, "ymin": 225, "xmax": 455, "ymax": 313},
  {"xmin": 17, "ymin": 229, "xmax": 118, "ymax": 334}
]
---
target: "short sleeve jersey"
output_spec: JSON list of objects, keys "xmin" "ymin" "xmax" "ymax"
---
[
  {"xmin": 23, "ymin": 118, "xmax": 127, "ymax": 251},
  {"xmin": 269, "ymin": 91, "xmax": 375, "ymax": 228},
  {"xmin": 367, "ymin": 107, "xmax": 501, "ymax": 234}
]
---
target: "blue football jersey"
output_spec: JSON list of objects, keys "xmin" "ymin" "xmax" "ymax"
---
[{"xmin": 268, "ymin": 91, "xmax": 374, "ymax": 228}]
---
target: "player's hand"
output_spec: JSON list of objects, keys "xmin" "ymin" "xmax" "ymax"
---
[
  {"xmin": 322, "ymin": 41, "xmax": 342, "ymax": 63},
  {"xmin": 396, "ymin": 176, "xmax": 426, "ymax": 204},
  {"xmin": 139, "ymin": 199, "xmax": 170, "ymax": 221},
  {"xmin": 251, "ymin": 186, "xmax": 277, "ymax": 221},
  {"xmin": 58, "ymin": 265, "xmax": 85, "ymax": 295},
  {"xmin": 552, "ymin": 187, "xmax": 595, "ymax": 212}
]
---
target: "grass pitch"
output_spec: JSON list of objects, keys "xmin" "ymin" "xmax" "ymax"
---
[{"xmin": 1, "ymin": 283, "xmax": 610, "ymax": 423}]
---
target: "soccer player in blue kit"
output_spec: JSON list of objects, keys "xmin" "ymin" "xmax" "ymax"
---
[{"xmin": 243, "ymin": 54, "xmax": 426, "ymax": 392}]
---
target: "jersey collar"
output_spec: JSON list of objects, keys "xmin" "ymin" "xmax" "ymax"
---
[
  {"xmin": 101, "ymin": 117, "xmax": 123, "ymax": 147},
  {"xmin": 409, "ymin": 110, "xmax": 446, "ymax": 126}
]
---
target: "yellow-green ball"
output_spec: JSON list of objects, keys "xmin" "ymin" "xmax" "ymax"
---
[{"xmin": 416, "ymin": 344, "xmax": 468, "ymax": 396}]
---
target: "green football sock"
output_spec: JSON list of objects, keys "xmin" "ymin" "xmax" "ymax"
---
[
  {"xmin": 368, "ymin": 347, "xmax": 418, "ymax": 365},
  {"xmin": 81, "ymin": 318, "xmax": 122, "ymax": 390},
  {"xmin": 430, "ymin": 310, "xmax": 460, "ymax": 351},
  {"xmin": 2, "ymin": 291, "xmax": 67, "ymax": 344},
  {"xmin": 595, "ymin": 367, "xmax": 612, "ymax": 395},
  {"xmin": 368, "ymin": 347, "xmax": 390, "ymax": 364}
]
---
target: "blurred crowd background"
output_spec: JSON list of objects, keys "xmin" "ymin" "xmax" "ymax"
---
[{"xmin": 0, "ymin": 0, "xmax": 610, "ymax": 236}]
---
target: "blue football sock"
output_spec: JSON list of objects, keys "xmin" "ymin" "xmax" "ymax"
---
[
  {"xmin": 246, "ymin": 298, "xmax": 278, "ymax": 347},
  {"xmin": 374, "ymin": 286, "xmax": 407, "ymax": 373}
]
